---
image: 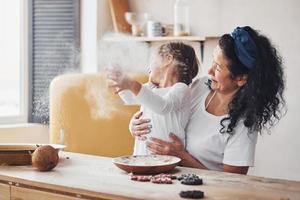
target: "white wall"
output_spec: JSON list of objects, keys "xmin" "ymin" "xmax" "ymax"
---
[{"xmin": 98, "ymin": 0, "xmax": 300, "ymax": 181}]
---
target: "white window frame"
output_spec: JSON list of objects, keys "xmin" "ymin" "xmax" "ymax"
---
[
  {"xmin": 0, "ymin": 0, "xmax": 28, "ymax": 124},
  {"xmin": 81, "ymin": 0, "xmax": 97, "ymax": 73}
]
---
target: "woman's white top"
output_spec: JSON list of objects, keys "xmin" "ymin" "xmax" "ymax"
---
[
  {"xmin": 119, "ymin": 82, "xmax": 191, "ymax": 155},
  {"xmin": 186, "ymin": 77, "xmax": 258, "ymax": 171}
]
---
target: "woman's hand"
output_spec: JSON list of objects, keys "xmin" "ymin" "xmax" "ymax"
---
[
  {"xmin": 129, "ymin": 111, "xmax": 152, "ymax": 140},
  {"xmin": 147, "ymin": 133, "xmax": 208, "ymax": 169},
  {"xmin": 146, "ymin": 133, "xmax": 185, "ymax": 156}
]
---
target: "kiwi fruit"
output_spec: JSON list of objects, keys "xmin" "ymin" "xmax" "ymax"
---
[{"xmin": 32, "ymin": 145, "xmax": 59, "ymax": 171}]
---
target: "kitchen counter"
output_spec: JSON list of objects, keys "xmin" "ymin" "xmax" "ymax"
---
[{"xmin": 0, "ymin": 151, "xmax": 300, "ymax": 200}]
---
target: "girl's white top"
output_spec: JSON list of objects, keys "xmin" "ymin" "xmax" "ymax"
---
[
  {"xmin": 119, "ymin": 82, "xmax": 191, "ymax": 155},
  {"xmin": 186, "ymin": 77, "xmax": 258, "ymax": 171}
]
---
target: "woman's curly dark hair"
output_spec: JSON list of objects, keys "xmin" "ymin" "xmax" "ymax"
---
[{"xmin": 216, "ymin": 26, "xmax": 285, "ymax": 134}]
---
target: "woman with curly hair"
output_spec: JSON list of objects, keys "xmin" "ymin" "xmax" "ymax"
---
[{"xmin": 129, "ymin": 26, "xmax": 285, "ymax": 174}]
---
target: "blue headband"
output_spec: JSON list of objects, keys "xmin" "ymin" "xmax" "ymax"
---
[{"xmin": 231, "ymin": 27, "xmax": 258, "ymax": 69}]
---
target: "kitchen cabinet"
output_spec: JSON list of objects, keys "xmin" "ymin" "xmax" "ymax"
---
[
  {"xmin": 10, "ymin": 186, "xmax": 89, "ymax": 200},
  {"xmin": 0, "ymin": 183, "xmax": 10, "ymax": 200}
]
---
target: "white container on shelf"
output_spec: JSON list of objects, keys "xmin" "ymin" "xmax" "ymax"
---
[
  {"xmin": 147, "ymin": 21, "xmax": 163, "ymax": 37},
  {"xmin": 173, "ymin": 0, "xmax": 190, "ymax": 36}
]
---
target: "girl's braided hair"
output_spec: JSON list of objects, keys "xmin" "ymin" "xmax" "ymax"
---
[{"xmin": 158, "ymin": 42, "xmax": 199, "ymax": 85}]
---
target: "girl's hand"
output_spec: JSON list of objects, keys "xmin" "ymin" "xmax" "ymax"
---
[
  {"xmin": 106, "ymin": 67, "xmax": 132, "ymax": 93},
  {"xmin": 129, "ymin": 111, "xmax": 152, "ymax": 140},
  {"xmin": 147, "ymin": 133, "xmax": 185, "ymax": 156}
]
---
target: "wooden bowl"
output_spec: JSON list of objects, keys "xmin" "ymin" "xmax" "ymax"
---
[{"xmin": 112, "ymin": 155, "xmax": 181, "ymax": 174}]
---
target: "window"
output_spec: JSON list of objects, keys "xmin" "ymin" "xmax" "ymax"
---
[
  {"xmin": 29, "ymin": 0, "xmax": 80, "ymax": 123},
  {"xmin": 0, "ymin": 0, "xmax": 80, "ymax": 124},
  {"xmin": 0, "ymin": 0, "xmax": 27, "ymax": 124}
]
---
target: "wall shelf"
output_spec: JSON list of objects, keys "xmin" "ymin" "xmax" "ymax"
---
[
  {"xmin": 102, "ymin": 35, "xmax": 206, "ymax": 42},
  {"xmin": 101, "ymin": 35, "xmax": 219, "ymax": 62}
]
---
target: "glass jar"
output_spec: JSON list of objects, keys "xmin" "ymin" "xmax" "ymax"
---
[{"xmin": 173, "ymin": 0, "xmax": 190, "ymax": 36}]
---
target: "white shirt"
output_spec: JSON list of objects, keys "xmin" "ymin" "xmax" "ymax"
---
[
  {"xmin": 119, "ymin": 82, "xmax": 191, "ymax": 155},
  {"xmin": 186, "ymin": 77, "xmax": 258, "ymax": 171}
]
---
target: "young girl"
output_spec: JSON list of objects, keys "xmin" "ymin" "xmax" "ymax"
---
[{"xmin": 107, "ymin": 42, "xmax": 199, "ymax": 155}]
